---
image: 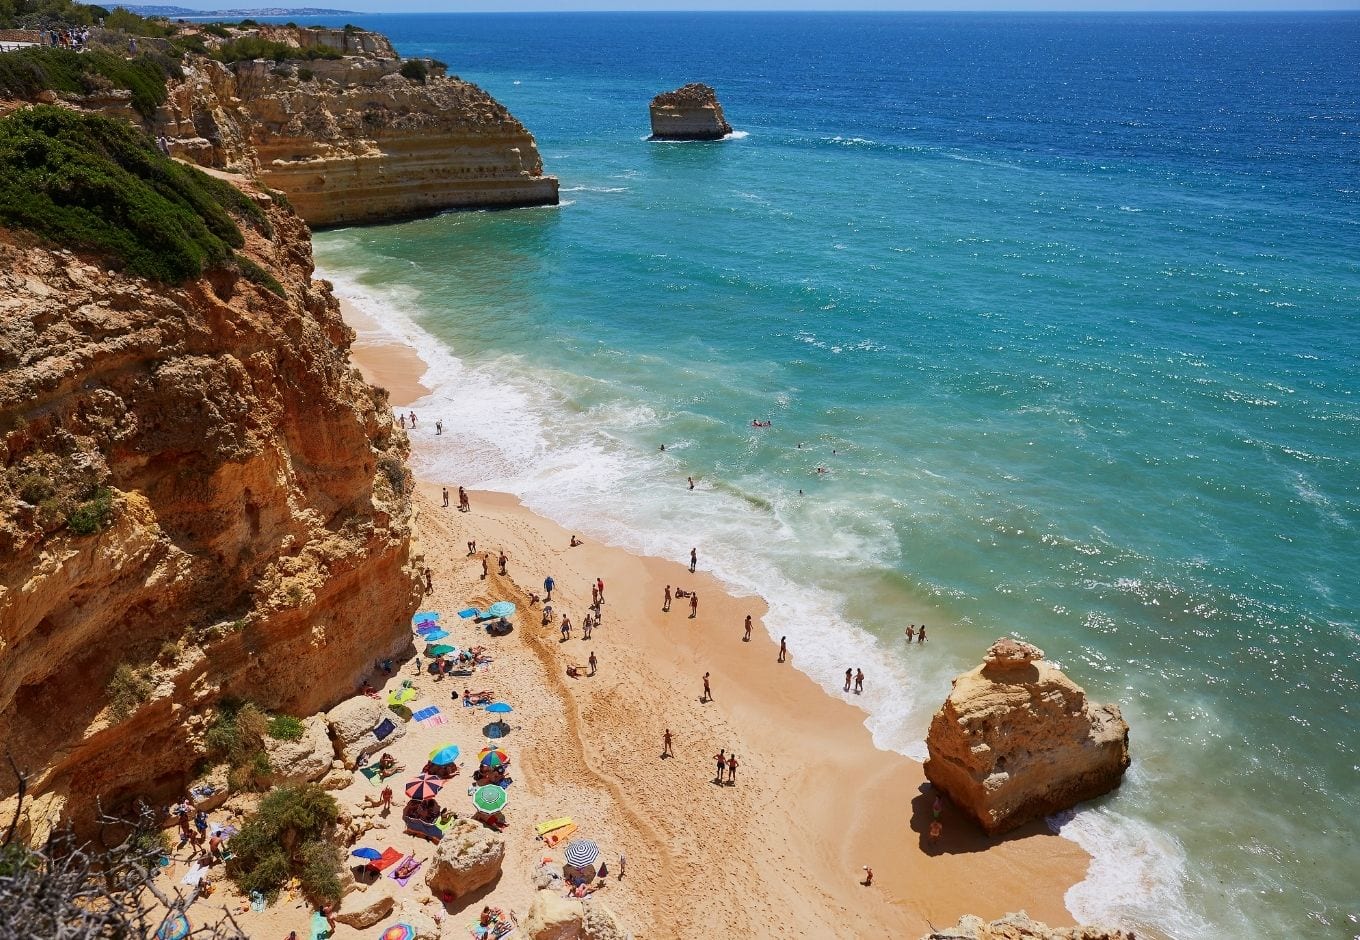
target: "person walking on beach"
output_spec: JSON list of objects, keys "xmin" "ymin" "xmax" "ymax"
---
[
  {"xmin": 380, "ymin": 784, "xmax": 393, "ymax": 813},
  {"xmin": 481, "ymin": 556, "xmax": 488, "ymax": 580},
  {"xmin": 436, "ymin": 420, "xmax": 443, "ymax": 436},
  {"xmin": 591, "ymin": 583, "xmax": 599, "ymax": 608},
  {"xmin": 861, "ymin": 866, "xmax": 873, "ymax": 887},
  {"xmin": 424, "ymin": 567, "xmax": 433, "ymax": 595},
  {"xmin": 596, "ymin": 577, "xmax": 605, "ymax": 604},
  {"xmin": 713, "ymin": 749, "xmax": 726, "ymax": 784},
  {"xmin": 663, "ymin": 585, "xmax": 672, "ymax": 612},
  {"xmin": 662, "ymin": 729, "xmax": 673, "ymax": 758},
  {"xmin": 702, "ymin": 672, "xmax": 712, "ymax": 702},
  {"xmin": 918, "ymin": 624, "xmax": 927, "ymax": 643},
  {"xmin": 498, "ymin": 550, "xmax": 507, "ymax": 576},
  {"xmin": 778, "ymin": 637, "xmax": 787, "ymax": 662},
  {"xmin": 744, "ymin": 614, "xmax": 752, "ymax": 642},
  {"xmin": 399, "ymin": 413, "xmax": 406, "ymax": 430},
  {"xmin": 459, "ymin": 486, "xmax": 469, "ymax": 512},
  {"xmin": 583, "ymin": 613, "xmax": 593, "ymax": 640},
  {"xmin": 689, "ymin": 547, "xmax": 697, "ymax": 573},
  {"xmin": 689, "ymin": 593, "xmax": 699, "ymax": 619},
  {"xmin": 561, "ymin": 615, "xmax": 572, "ymax": 641},
  {"xmin": 408, "ymin": 411, "xmax": 417, "ymax": 428},
  {"xmin": 544, "ymin": 575, "xmax": 555, "ymax": 601},
  {"xmin": 844, "ymin": 668, "xmax": 853, "ymax": 692},
  {"xmin": 727, "ymin": 753, "xmax": 739, "ymax": 785},
  {"xmin": 588, "ymin": 651, "xmax": 598, "ymax": 676},
  {"xmin": 442, "ymin": 486, "xmax": 449, "ymax": 508},
  {"xmin": 854, "ymin": 669, "xmax": 864, "ymax": 694}
]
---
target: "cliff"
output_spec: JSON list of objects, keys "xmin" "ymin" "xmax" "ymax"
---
[
  {"xmin": 924, "ymin": 638, "xmax": 1130, "ymax": 835},
  {"xmin": 648, "ymin": 82, "xmax": 733, "ymax": 141},
  {"xmin": 0, "ymin": 109, "xmax": 423, "ymax": 840}
]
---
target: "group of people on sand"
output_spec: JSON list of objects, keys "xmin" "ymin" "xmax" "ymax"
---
[{"xmin": 712, "ymin": 748, "xmax": 741, "ymax": 785}]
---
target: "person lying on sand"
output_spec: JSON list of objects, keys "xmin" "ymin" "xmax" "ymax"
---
[
  {"xmin": 463, "ymin": 689, "xmax": 494, "ymax": 706},
  {"xmin": 378, "ymin": 752, "xmax": 404, "ymax": 777},
  {"xmin": 566, "ymin": 664, "xmax": 588, "ymax": 678},
  {"xmin": 568, "ymin": 881, "xmax": 606, "ymax": 898}
]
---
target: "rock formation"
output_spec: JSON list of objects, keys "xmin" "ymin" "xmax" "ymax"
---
[
  {"xmin": 0, "ymin": 170, "xmax": 422, "ymax": 840},
  {"xmin": 326, "ymin": 693, "xmax": 406, "ymax": 768},
  {"xmin": 523, "ymin": 890, "xmax": 628, "ymax": 940},
  {"xmin": 648, "ymin": 83, "xmax": 733, "ymax": 141},
  {"xmin": 924, "ymin": 911, "xmax": 1138, "ymax": 940},
  {"xmin": 263, "ymin": 713, "xmax": 333, "ymax": 784},
  {"xmin": 424, "ymin": 818, "xmax": 505, "ymax": 899},
  {"xmin": 924, "ymin": 638, "xmax": 1130, "ymax": 835}
]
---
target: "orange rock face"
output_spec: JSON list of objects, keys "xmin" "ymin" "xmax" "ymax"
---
[
  {"xmin": 924, "ymin": 639, "xmax": 1130, "ymax": 836},
  {"xmin": 0, "ymin": 186, "xmax": 422, "ymax": 840}
]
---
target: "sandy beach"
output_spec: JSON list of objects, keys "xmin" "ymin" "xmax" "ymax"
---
[{"xmin": 189, "ymin": 314, "xmax": 1091, "ymax": 939}]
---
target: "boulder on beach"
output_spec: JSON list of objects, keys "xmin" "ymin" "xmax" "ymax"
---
[
  {"xmin": 326, "ymin": 695, "xmax": 405, "ymax": 768},
  {"xmin": 525, "ymin": 889, "xmax": 583, "ymax": 940},
  {"xmin": 334, "ymin": 882, "xmax": 395, "ymax": 929},
  {"xmin": 923, "ymin": 910, "xmax": 1139, "ymax": 939},
  {"xmin": 924, "ymin": 638, "xmax": 1130, "ymax": 835},
  {"xmin": 263, "ymin": 714, "xmax": 332, "ymax": 784},
  {"xmin": 648, "ymin": 83, "xmax": 733, "ymax": 140},
  {"xmin": 423, "ymin": 817, "xmax": 505, "ymax": 899}
]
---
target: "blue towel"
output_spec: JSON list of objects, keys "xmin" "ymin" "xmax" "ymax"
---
[
  {"xmin": 457, "ymin": 607, "xmax": 479, "ymax": 619},
  {"xmin": 414, "ymin": 611, "xmax": 440, "ymax": 621},
  {"xmin": 411, "ymin": 706, "xmax": 439, "ymax": 722},
  {"xmin": 373, "ymin": 718, "xmax": 396, "ymax": 741}
]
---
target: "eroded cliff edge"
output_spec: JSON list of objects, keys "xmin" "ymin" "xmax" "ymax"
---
[{"xmin": 0, "ymin": 111, "xmax": 423, "ymax": 840}]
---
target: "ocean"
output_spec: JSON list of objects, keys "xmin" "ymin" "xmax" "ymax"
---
[{"xmin": 303, "ymin": 12, "xmax": 1360, "ymax": 938}]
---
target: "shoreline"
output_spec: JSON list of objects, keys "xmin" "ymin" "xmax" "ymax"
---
[{"xmin": 331, "ymin": 285, "xmax": 1093, "ymax": 935}]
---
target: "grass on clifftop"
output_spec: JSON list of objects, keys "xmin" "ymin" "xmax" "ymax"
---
[
  {"xmin": 0, "ymin": 107, "xmax": 272, "ymax": 284},
  {"xmin": 0, "ymin": 46, "xmax": 177, "ymax": 117}
]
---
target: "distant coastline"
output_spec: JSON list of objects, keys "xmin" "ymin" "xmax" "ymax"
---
[{"xmin": 114, "ymin": 4, "xmax": 357, "ymax": 17}]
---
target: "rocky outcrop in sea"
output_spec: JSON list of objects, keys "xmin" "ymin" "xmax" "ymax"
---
[
  {"xmin": 924, "ymin": 911, "xmax": 1139, "ymax": 940},
  {"xmin": 924, "ymin": 638, "xmax": 1130, "ymax": 835},
  {"xmin": 648, "ymin": 82, "xmax": 734, "ymax": 141}
]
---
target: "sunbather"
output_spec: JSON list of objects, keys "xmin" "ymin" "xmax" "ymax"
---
[
  {"xmin": 393, "ymin": 856, "xmax": 420, "ymax": 880},
  {"xmin": 463, "ymin": 689, "xmax": 494, "ymax": 706}
]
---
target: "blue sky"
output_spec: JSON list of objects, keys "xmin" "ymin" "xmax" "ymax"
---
[{"xmin": 166, "ymin": 1, "xmax": 1360, "ymax": 11}]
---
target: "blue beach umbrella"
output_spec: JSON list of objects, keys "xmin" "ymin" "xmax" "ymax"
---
[
  {"xmin": 156, "ymin": 913, "xmax": 191, "ymax": 940},
  {"xmin": 350, "ymin": 847, "xmax": 382, "ymax": 861},
  {"xmin": 485, "ymin": 702, "xmax": 513, "ymax": 714},
  {"xmin": 428, "ymin": 745, "xmax": 460, "ymax": 766},
  {"xmin": 487, "ymin": 601, "xmax": 516, "ymax": 618}
]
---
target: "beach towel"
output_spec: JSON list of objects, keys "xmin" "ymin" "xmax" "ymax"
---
[
  {"xmin": 389, "ymin": 854, "xmax": 423, "ymax": 886},
  {"xmin": 457, "ymin": 607, "xmax": 479, "ymax": 619},
  {"xmin": 413, "ymin": 706, "xmax": 446, "ymax": 725},
  {"xmin": 181, "ymin": 864, "xmax": 206, "ymax": 886},
  {"xmin": 415, "ymin": 610, "xmax": 441, "ymax": 621},
  {"xmin": 535, "ymin": 817, "xmax": 573, "ymax": 837},
  {"xmin": 367, "ymin": 847, "xmax": 403, "ymax": 874},
  {"xmin": 359, "ymin": 765, "xmax": 382, "ymax": 786},
  {"xmin": 309, "ymin": 910, "xmax": 331, "ymax": 940},
  {"xmin": 250, "ymin": 890, "xmax": 266, "ymax": 913},
  {"xmin": 415, "ymin": 622, "xmax": 441, "ymax": 634},
  {"xmin": 373, "ymin": 718, "xmax": 397, "ymax": 741},
  {"xmin": 542, "ymin": 823, "xmax": 577, "ymax": 848}
]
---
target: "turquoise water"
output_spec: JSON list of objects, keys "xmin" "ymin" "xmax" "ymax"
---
[{"xmin": 309, "ymin": 13, "xmax": 1360, "ymax": 937}]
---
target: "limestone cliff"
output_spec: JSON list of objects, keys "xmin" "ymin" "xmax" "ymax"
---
[
  {"xmin": 924, "ymin": 638, "xmax": 1130, "ymax": 835},
  {"xmin": 649, "ymin": 83, "xmax": 733, "ymax": 141},
  {"xmin": 924, "ymin": 911, "xmax": 1138, "ymax": 940},
  {"xmin": 0, "ymin": 170, "xmax": 422, "ymax": 841},
  {"xmin": 154, "ymin": 25, "xmax": 558, "ymax": 225}
]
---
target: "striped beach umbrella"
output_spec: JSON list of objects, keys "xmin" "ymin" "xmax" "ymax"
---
[
  {"xmin": 405, "ymin": 775, "xmax": 444, "ymax": 800},
  {"xmin": 479, "ymin": 748, "xmax": 509, "ymax": 768},
  {"xmin": 472, "ymin": 784, "xmax": 507, "ymax": 814},
  {"xmin": 428, "ymin": 744, "xmax": 460, "ymax": 766},
  {"xmin": 564, "ymin": 838, "xmax": 599, "ymax": 869}
]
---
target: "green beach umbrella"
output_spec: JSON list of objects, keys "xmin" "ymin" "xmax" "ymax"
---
[
  {"xmin": 472, "ymin": 784, "xmax": 507, "ymax": 814},
  {"xmin": 427, "ymin": 644, "xmax": 457, "ymax": 657}
]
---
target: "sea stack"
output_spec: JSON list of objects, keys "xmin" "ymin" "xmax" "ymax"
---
[
  {"xmin": 648, "ymin": 83, "xmax": 734, "ymax": 140},
  {"xmin": 924, "ymin": 638, "xmax": 1130, "ymax": 835}
]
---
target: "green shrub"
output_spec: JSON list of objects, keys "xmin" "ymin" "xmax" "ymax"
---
[
  {"xmin": 106, "ymin": 663, "xmax": 153, "ymax": 720},
  {"xmin": 266, "ymin": 714, "xmax": 304, "ymax": 741},
  {"xmin": 378, "ymin": 456, "xmax": 405, "ymax": 496},
  {"xmin": 398, "ymin": 59, "xmax": 427, "ymax": 84},
  {"xmin": 0, "ymin": 107, "xmax": 267, "ymax": 283},
  {"xmin": 201, "ymin": 22, "xmax": 231, "ymax": 38},
  {"xmin": 295, "ymin": 67, "xmax": 313, "ymax": 82},
  {"xmin": 236, "ymin": 254, "xmax": 286, "ymax": 298},
  {"xmin": 227, "ymin": 785, "xmax": 340, "ymax": 902},
  {"xmin": 213, "ymin": 35, "xmax": 340, "ymax": 65},
  {"xmin": 15, "ymin": 471, "xmax": 55, "ymax": 506},
  {"xmin": 103, "ymin": 7, "xmax": 173, "ymax": 38},
  {"xmin": 156, "ymin": 640, "xmax": 181, "ymax": 664},
  {"xmin": 205, "ymin": 700, "xmax": 268, "ymax": 767},
  {"xmin": 67, "ymin": 486, "xmax": 114, "ymax": 535},
  {"xmin": 0, "ymin": 47, "xmax": 175, "ymax": 117}
]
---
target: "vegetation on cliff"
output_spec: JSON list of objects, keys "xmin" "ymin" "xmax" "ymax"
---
[
  {"xmin": 0, "ymin": 45, "xmax": 178, "ymax": 116},
  {"xmin": 0, "ymin": 107, "xmax": 270, "ymax": 282},
  {"xmin": 212, "ymin": 34, "xmax": 342, "ymax": 65},
  {"xmin": 227, "ymin": 784, "xmax": 342, "ymax": 903}
]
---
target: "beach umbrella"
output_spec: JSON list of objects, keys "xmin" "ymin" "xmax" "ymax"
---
[
  {"xmin": 428, "ymin": 744, "xmax": 461, "ymax": 765},
  {"xmin": 564, "ymin": 839, "xmax": 600, "ymax": 869},
  {"xmin": 427, "ymin": 643, "xmax": 457, "ymax": 657},
  {"xmin": 421, "ymin": 629, "xmax": 450, "ymax": 641},
  {"xmin": 487, "ymin": 601, "xmax": 516, "ymax": 618},
  {"xmin": 378, "ymin": 925, "xmax": 415, "ymax": 940},
  {"xmin": 350, "ymin": 847, "xmax": 382, "ymax": 861},
  {"xmin": 156, "ymin": 913, "xmax": 191, "ymax": 940},
  {"xmin": 472, "ymin": 785, "xmax": 508, "ymax": 814},
  {"xmin": 387, "ymin": 687, "xmax": 416, "ymax": 707},
  {"xmin": 485, "ymin": 701, "xmax": 513, "ymax": 714},
  {"xmin": 405, "ymin": 775, "xmax": 444, "ymax": 800},
  {"xmin": 478, "ymin": 747, "xmax": 509, "ymax": 767}
]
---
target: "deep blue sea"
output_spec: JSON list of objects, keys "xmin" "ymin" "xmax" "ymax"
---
[{"xmin": 301, "ymin": 12, "xmax": 1360, "ymax": 937}]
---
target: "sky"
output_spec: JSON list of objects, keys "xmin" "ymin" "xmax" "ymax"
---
[{"xmin": 154, "ymin": 0, "xmax": 1360, "ymax": 11}]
